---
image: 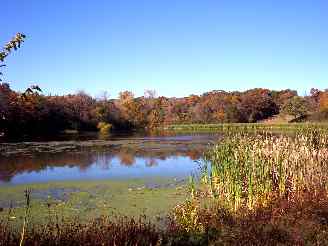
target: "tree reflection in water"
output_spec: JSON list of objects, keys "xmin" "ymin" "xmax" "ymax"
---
[{"xmin": 0, "ymin": 134, "xmax": 217, "ymax": 183}]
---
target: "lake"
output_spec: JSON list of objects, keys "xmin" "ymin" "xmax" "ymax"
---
[
  {"xmin": 0, "ymin": 133, "xmax": 220, "ymax": 185},
  {"xmin": 0, "ymin": 132, "xmax": 220, "ymax": 222}
]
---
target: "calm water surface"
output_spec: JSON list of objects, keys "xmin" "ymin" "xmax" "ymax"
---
[{"xmin": 0, "ymin": 133, "xmax": 220, "ymax": 185}]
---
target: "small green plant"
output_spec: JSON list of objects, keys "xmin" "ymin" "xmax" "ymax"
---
[
  {"xmin": 19, "ymin": 189, "xmax": 31, "ymax": 246},
  {"xmin": 188, "ymin": 175, "xmax": 196, "ymax": 199}
]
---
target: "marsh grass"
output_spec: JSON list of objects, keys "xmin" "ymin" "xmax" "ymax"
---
[
  {"xmin": 201, "ymin": 129, "xmax": 328, "ymax": 211},
  {"xmin": 0, "ymin": 215, "xmax": 162, "ymax": 246},
  {"xmin": 168, "ymin": 128, "xmax": 328, "ymax": 244},
  {"xmin": 164, "ymin": 123, "xmax": 328, "ymax": 134},
  {"xmin": 170, "ymin": 189, "xmax": 328, "ymax": 245}
]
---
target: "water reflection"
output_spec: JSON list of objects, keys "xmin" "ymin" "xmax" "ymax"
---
[{"xmin": 0, "ymin": 134, "xmax": 215, "ymax": 184}]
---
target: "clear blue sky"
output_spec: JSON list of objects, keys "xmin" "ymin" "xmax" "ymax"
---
[{"xmin": 1, "ymin": 0, "xmax": 327, "ymax": 98}]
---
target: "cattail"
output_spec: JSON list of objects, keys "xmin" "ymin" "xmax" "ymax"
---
[{"xmin": 200, "ymin": 128, "xmax": 328, "ymax": 210}]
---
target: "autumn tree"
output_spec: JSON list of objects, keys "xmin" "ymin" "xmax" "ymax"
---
[
  {"xmin": 0, "ymin": 33, "xmax": 26, "ymax": 124},
  {"xmin": 147, "ymin": 97, "xmax": 166, "ymax": 128},
  {"xmin": 117, "ymin": 91, "xmax": 144, "ymax": 127},
  {"xmin": 239, "ymin": 89, "xmax": 278, "ymax": 122},
  {"xmin": 0, "ymin": 33, "xmax": 26, "ymax": 81},
  {"xmin": 0, "ymin": 34, "xmax": 27, "ymax": 135},
  {"xmin": 319, "ymin": 90, "xmax": 328, "ymax": 111},
  {"xmin": 270, "ymin": 89, "xmax": 298, "ymax": 109}
]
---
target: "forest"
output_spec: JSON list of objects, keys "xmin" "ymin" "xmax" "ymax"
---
[{"xmin": 1, "ymin": 83, "xmax": 328, "ymax": 136}]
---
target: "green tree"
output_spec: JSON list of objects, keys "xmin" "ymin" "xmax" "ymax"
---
[{"xmin": 282, "ymin": 96, "xmax": 309, "ymax": 120}]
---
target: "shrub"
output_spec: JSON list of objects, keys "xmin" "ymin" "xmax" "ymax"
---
[{"xmin": 97, "ymin": 122, "xmax": 112, "ymax": 134}]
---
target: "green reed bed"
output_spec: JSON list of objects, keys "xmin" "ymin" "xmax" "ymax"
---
[
  {"xmin": 201, "ymin": 129, "xmax": 328, "ymax": 211},
  {"xmin": 164, "ymin": 123, "xmax": 328, "ymax": 134}
]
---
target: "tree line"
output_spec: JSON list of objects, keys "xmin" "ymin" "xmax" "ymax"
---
[{"xmin": 1, "ymin": 84, "xmax": 328, "ymax": 136}]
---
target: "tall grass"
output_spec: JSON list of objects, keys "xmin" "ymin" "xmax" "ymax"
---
[
  {"xmin": 164, "ymin": 123, "xmax": 328, "ymax": 134},
  {"xmin": 0, "ymin": 215, "xmax": 162, "ymax": 246},
  {"xmin": 201, "ymin": 129, "xmax": 328, "ymax": 210}
]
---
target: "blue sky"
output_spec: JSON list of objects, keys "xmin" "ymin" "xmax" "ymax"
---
[{"xmin": 1, "ymin": 0, "xmax": 327, "ymax": 98}]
